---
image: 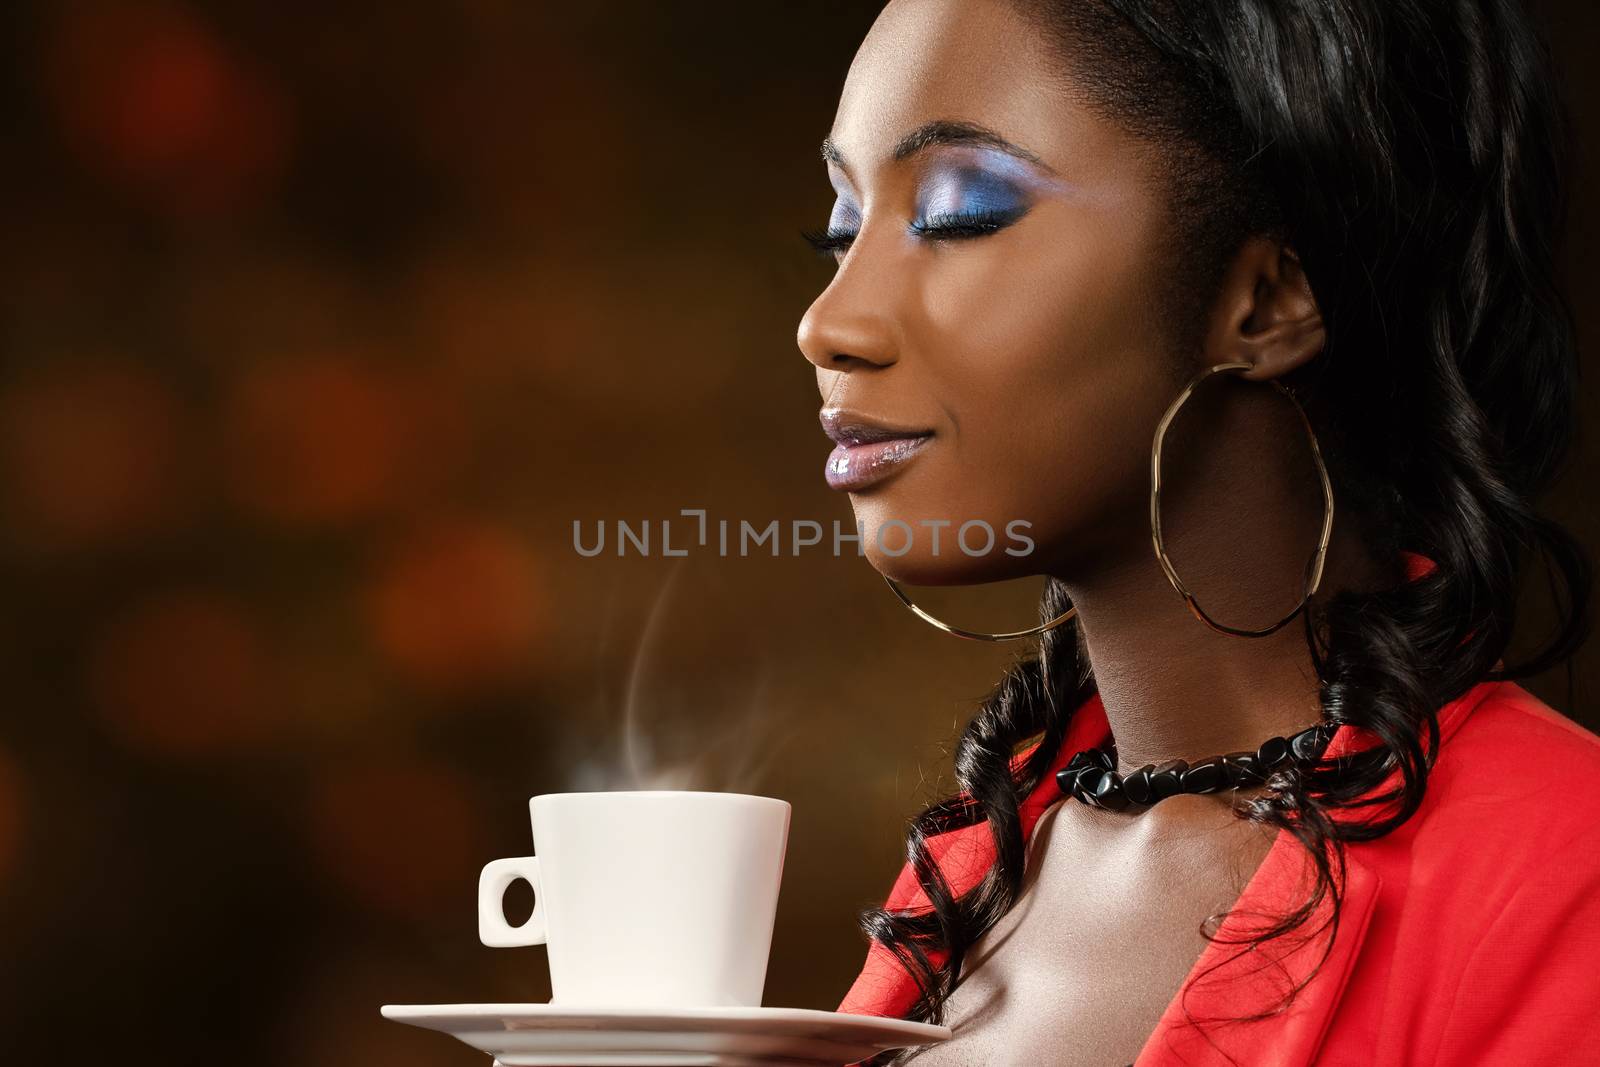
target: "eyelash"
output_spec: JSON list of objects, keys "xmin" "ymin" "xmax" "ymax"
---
[
  {"xmin": 799, "ymin": 209, "xmax": 1018, "ymax": 259},
  {"xmin": 799, "ymin": 227, "xmax": 855, "ymax": 258},
  {"xmin": 909, "ymin": 210, "xmax": 1017, "ymax": 238}
]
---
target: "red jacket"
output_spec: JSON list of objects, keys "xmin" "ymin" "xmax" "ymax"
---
[{"xmin": 838, "ymin": 587, "xmax": 1600, "ymax": 1065}]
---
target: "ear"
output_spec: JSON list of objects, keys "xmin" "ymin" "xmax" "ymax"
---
[{"xmin": 1202, "ymin": 235, "xmax": 1325, "ymax": 382}]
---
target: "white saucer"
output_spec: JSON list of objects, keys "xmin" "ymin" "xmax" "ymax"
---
[{"xmin": 380, "ymin": 1003, "xmax": 952, "ymax": 1066}]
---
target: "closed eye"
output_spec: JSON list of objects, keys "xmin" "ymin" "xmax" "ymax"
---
[
  {"xmin": 800, "ymin": 207, "xmax": 1022, "ymax": 262},
  {"xmin": 909, "ymin": 209, "xmax": 1021, "ymax": 240},
  {"xmin": 800, "ymin": 226, "xmax": 855, "ymax": 260}
]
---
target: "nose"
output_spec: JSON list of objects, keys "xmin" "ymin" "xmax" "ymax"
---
[{"xmin": 796, "ymin": 259, "xmax": 900, "ymax": 373}]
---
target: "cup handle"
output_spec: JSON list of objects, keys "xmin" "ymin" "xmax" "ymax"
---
[{"xmin": 478, "ymin": 856, "xmax": 546, "ymax": 947}]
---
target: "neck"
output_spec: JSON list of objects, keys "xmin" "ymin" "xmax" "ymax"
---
[{"xmin": 1052, "ymin": 385, "xmax": 1392, "ymax": 773}]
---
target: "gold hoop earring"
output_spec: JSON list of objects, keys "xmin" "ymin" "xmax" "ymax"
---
[
  {"xmin": 1150, "ymin": 360, "xmax": 1335, "ymax": 638},
  {"xmin": 881, "ymin": 575, "xmax": 1077, "ymax": 643}
]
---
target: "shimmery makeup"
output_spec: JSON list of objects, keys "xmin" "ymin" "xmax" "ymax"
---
[
  {"xmin": 827, "ymin": 197, "xmax": 862, "ymax": 234},
  {"xmin": 915, "ymin": 146, "xmax": 1063, "ymax": 223},
  {"xmin": 917, "ymin": 163, "xmax": 1029, "ymax": 221},
  {"xmin": 825, "ymin": 434, "xmax": 933, "ymax": 492}
]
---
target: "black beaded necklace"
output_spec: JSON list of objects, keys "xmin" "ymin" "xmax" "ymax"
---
[{"xmin": 1055, "ymin": 721, "xmax": 1340, "ymax": 812}]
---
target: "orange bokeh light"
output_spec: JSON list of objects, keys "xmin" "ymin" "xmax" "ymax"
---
[
  {"xmin": 307, "ymin": 759, "xmax": 484, "ymax": 921},
  {"xmin": 225, "ymin": 356, "xmax": 447, "ymax": 528},
  {"xmin": 44, "ymin": 2, "xmax": 291, "ymax": 217},
  {"xmin": 89, "ymin": 590, "xmax": 279, "ymax": 758},
  {"xmin": 367, "ymin": 518, "xmax": 543, "ymax": 692},
  {"xmin": 1, "ymin": 362, "xmax": 183, "ymax": 551}
]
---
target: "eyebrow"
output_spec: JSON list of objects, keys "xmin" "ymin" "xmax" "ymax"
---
[{"xmin": 820, "ymin": 119, "xmax": 1054, "ymax": 174}]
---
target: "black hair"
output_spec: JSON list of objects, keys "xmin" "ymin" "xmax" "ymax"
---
[{"xmin": 858, "ymin": 0, "xmax": 1590, "ymax": 1060}]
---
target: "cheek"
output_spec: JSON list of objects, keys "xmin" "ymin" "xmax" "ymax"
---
[{"xmin": 912, "ymin": 202, "xmax": 1178, "ymax": 556}]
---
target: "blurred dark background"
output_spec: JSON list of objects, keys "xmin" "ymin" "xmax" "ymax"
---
[{"xmin": 0, "ymin": 2, "xmax": 1594, "ymax": 1064}]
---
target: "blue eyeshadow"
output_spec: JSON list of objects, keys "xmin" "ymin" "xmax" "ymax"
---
[
  {"xmin": 917, "ymin": 163, "xmax": 1029, "ymax": 221},
  {"xmin": 827, "ymin": 197, "xmax": 862, "ymax": 232}
]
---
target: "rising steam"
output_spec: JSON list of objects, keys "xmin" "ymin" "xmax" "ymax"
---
[{"xmin": 565, "ymin": 557, "xmax": 797, "ymax": 795}]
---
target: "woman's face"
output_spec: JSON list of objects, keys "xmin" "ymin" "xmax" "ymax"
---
[{"xmin": 797, "ymin": 0, "xmax": 1190, "ymax": 585}]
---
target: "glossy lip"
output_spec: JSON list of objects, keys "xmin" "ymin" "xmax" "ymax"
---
[{"xmin": 819, "ymin": 408, "xmax": 934, "ymax": 492}]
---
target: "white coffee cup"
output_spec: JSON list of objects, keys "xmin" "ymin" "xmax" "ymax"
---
[{"xmin": 478, "ymin": 790, "xmax": 791, "ymax": 1008}]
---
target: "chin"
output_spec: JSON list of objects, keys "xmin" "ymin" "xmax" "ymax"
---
[{"xmin": 851, "ymin": 509, "xmax": 1042, "ymax": 587}]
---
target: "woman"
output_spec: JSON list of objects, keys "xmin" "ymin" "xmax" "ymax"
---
[{"xmin": 795, "ymin": 1, "xmax": 1599, "ymax": 1064}]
